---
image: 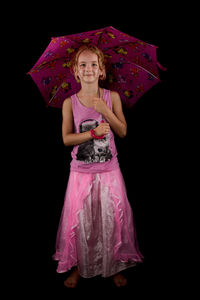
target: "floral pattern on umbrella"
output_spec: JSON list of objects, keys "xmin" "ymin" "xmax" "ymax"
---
[{"xmin": 28, "ymin": 26, "xmax": 166, "ymax": 108}]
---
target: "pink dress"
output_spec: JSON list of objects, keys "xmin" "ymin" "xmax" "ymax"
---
[{"xmin": 53, "ymin": 89, "xmax": 143, "ymax": 277}]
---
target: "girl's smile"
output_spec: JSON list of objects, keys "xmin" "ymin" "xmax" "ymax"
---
[
  {"xmin": 76, "ymin": 50, "xmax": 103, "ymax": 83},
  {"xmin": 54, "ymin": 44, "xmax": 141, "ymax": 289}
]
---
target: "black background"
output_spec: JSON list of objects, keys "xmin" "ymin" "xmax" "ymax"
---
[{"xmin": 7, "ymin": 2, "xmax": 187, "ymax": 298}]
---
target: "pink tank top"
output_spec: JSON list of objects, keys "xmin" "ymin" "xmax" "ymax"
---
[{"xmin": 70, "ymin": 89, "xmax": 119, "ymax": 173}]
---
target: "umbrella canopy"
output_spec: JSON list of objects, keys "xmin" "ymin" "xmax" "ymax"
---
[{"xmin": 28, "ymin": 26, "xmax": 166, "ymax": 108}]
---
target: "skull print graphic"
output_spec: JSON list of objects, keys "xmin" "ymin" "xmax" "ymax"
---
[{"xmin": 76, "ymin": 119, "xmax": 112, "ymax": 163}]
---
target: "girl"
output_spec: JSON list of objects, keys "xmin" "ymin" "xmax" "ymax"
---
[{"xmin": 53, "ymin": 44, "xmax": 143, "ymax": 288}]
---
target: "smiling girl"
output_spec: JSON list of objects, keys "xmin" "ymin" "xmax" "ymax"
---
[{"xmin": 53, "ymin": 44, "xmax": 143, "ymax": 288}]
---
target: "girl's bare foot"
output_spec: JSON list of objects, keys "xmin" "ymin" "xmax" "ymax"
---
[
  {"xmin": 112, "ymin": 272, "xmax": 127, "ymax": 287},
  {"xmin": 64, "ymin": 267, "xmax": 81, "ymax": 288}
]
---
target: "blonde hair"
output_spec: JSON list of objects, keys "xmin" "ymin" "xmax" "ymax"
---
[{"xmin": 71, "ymin": 44, "xmax": 106, "ymax": 82}]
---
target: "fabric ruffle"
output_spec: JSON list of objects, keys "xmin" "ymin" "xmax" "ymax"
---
[{"xmin": 53, "ymin": 168, "xmax": 143, "ymax": 278}]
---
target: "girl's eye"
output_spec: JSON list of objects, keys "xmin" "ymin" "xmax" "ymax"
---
[{"xmin": 92, "ymin": 64, "xmax": 97, "ymax": 66}]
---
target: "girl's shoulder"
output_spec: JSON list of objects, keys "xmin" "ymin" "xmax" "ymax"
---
[
  {"xmin": 62, "ymin": 97, "xmax": 72, "ymax": 112},
  {"xmin": 104, "ymin": 88, "xmax": 119, "ymax": 99},
  {"xmin": 63, "ymin": 96, "xmax": 72, "ymax": 104},
  {"xmin": 110, "ymin": 90, "xmax": 120, "ymax": 97},
  {"xmin": 109, "ymin": 90, "xmax": 121, "ymax": 109}
]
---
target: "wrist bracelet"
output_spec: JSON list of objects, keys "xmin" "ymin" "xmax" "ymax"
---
[{"xmin": 90, "ymin": 129, "xmax": 105, "ymax": 139}]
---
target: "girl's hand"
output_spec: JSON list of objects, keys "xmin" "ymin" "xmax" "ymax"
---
[
  {"xmin": 94, "ymin": 122, "xmax": 110, "ymax": 136},
  {"xmin": 92, "ymin": 97, "xmax": 109, "ymax": 115}
]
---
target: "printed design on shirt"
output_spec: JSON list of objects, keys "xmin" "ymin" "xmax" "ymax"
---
[{"xmin": 76, "ymin": 119, "xmax": 112, "ymax": 163}]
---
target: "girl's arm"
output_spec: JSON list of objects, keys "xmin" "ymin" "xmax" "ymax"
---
[
  {"xmin": 102, "ymin": 91, "xmax": 127, "ymax": 138},
  {"xmin": 62, "ymin": 98, "xmax": 93, "ymax": 146},
  {"xmin": 62, "ymin": 98, "xmax": 110, "ymax": 146}
]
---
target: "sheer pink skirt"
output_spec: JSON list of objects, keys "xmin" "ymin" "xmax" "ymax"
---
[{"xmin": 53, "ymin": 167, "xmax": 143, "ymax": 278}]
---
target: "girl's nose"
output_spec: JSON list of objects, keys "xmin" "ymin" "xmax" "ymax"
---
[{"xmin": 85, "ymin": 64, "xmax": 92, "ymax": 71}]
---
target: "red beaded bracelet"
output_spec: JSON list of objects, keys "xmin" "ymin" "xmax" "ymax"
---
[{"xmin": 90, "ymin": 129, "xmax": 105, "ymax": 139}]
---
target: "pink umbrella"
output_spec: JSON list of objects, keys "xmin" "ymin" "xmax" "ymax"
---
[{"xmin": 27, "ymin": 26, "xmax": 166, "ymax": 108}]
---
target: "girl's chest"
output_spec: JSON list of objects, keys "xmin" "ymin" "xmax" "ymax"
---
[{"xmin": 73, "ymin": 110, "xmax": 102, "ymax": 132}]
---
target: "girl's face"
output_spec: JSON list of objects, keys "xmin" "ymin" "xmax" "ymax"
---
[{"xmin": 76, "ymin": 50, "xmax": 103, "ymax": 84}]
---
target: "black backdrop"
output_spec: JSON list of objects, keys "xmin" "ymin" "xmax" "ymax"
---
[{"xmin": 10, "ymin": 3, "xmax": 183, "ymax": 297}]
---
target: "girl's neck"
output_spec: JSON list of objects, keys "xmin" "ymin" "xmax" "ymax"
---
[{"xmin": 79, "ymin": 83, "xmax": 100, "ymax": 97}]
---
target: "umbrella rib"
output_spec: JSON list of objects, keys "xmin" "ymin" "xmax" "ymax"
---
[
  {"xmin": 47, "ymin": 76, "xmax": 76, "ymax": 105},
  {"xmin": 29, "ymin": 56, "xmax": 72, "ymax": 73},
  {"xmin": 48, "ymin": 82, "xmax": 64, "ymax": 105},
  {"xmin": 127, "ymin": 62, "xmax": 159, "ymax": 80},
  {"xmin": 108, "ymin": 60, "xmax": 159, "ymax": 80}
]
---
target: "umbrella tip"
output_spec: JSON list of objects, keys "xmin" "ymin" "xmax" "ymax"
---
[{"xmin": 157, "ymin": 61, "xmax": 167, "ymax": 71}]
